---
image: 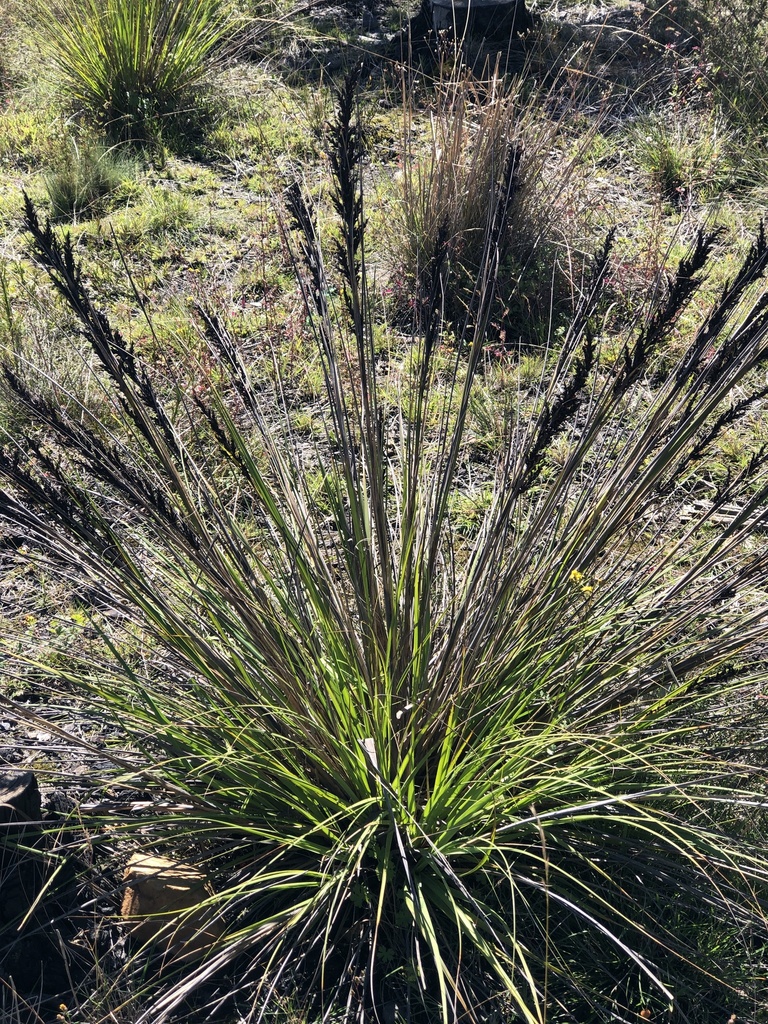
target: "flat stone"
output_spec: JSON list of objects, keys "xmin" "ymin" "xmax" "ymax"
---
[{"xmin": 121, "ymin": 853, "xmax": 224, "ymax": 962}]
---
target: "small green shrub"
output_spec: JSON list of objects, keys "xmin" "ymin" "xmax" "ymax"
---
[
  {"xmin": 2, "ymin": 78, "xmax": 768, "ymax": 1024},
  {"xmin": 31, "ymin": 0, "xmax": 234, "ymax": 144},
  {"xmin": 45, "ymin": 142, "xmax": 138, "ymax": 222}
]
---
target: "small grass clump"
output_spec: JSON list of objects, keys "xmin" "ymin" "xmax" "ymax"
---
[
  {"xmin": 2, "ymin": 72, "xmax": 768, "ymax": 1024},
  {"xmin": 0, "ymin": 105, "xmax": 67, "ymax": 172},
  {"xmin": 125, "ymin": 187, "xmax": 199, "ymax": 236},
  {"xmin": 45, "ymin": 142, "xmax": 138, "ymax": 222},
  {"xmin": 631, "ymin": 107, "xmax": 735, "ymax": 206}
]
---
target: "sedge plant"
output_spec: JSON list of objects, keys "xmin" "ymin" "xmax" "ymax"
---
[
  {"xmin": 27, "ymin": 0, "xmax": 235, "ymax": 144},
  {"xmin": 2, "ymin": 75, "xmax": 768, "ymax": 1023}
]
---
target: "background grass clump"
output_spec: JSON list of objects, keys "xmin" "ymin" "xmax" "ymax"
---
[
  {"xmin": 387, "ymin": 66, "xmax": 586, "ymax": 342},
  {"xmin": 28, "ymin": 0, "xmax": 235, "ymax": 146}
]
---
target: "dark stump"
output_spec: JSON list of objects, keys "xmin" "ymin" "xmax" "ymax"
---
[
  {"xmin": 1, "ymin": 772, "xmax": 84, "ymax": 1003},
  {"xmin": 431, "ymin": 0, "xmax": 537, "ymax": 39}
]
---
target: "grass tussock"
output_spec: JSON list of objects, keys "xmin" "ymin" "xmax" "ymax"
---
[
  {"xmin": 0, "ymin": 71, "xmax": 768, "ymax": 1024},
  {"xmin": 27, "ymin": 0, "xmax": 235, "ymax": 145},
  {"xmin": 44, "ymin": 141, "xmax": 138, "ymax": 222},
  {"xmin": 388, "ymin": 66, "xmax": 585, "ymax": 336}
]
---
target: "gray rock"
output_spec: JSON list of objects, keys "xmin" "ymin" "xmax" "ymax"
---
[{"xmin": 0, "ymin": 770, "xmax": 42, "ymax": 824}]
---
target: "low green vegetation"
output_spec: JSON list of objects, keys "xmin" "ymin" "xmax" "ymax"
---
[{"xmin": 1, "ymin": 1, "xmax": 768, "ymax": 1022}]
